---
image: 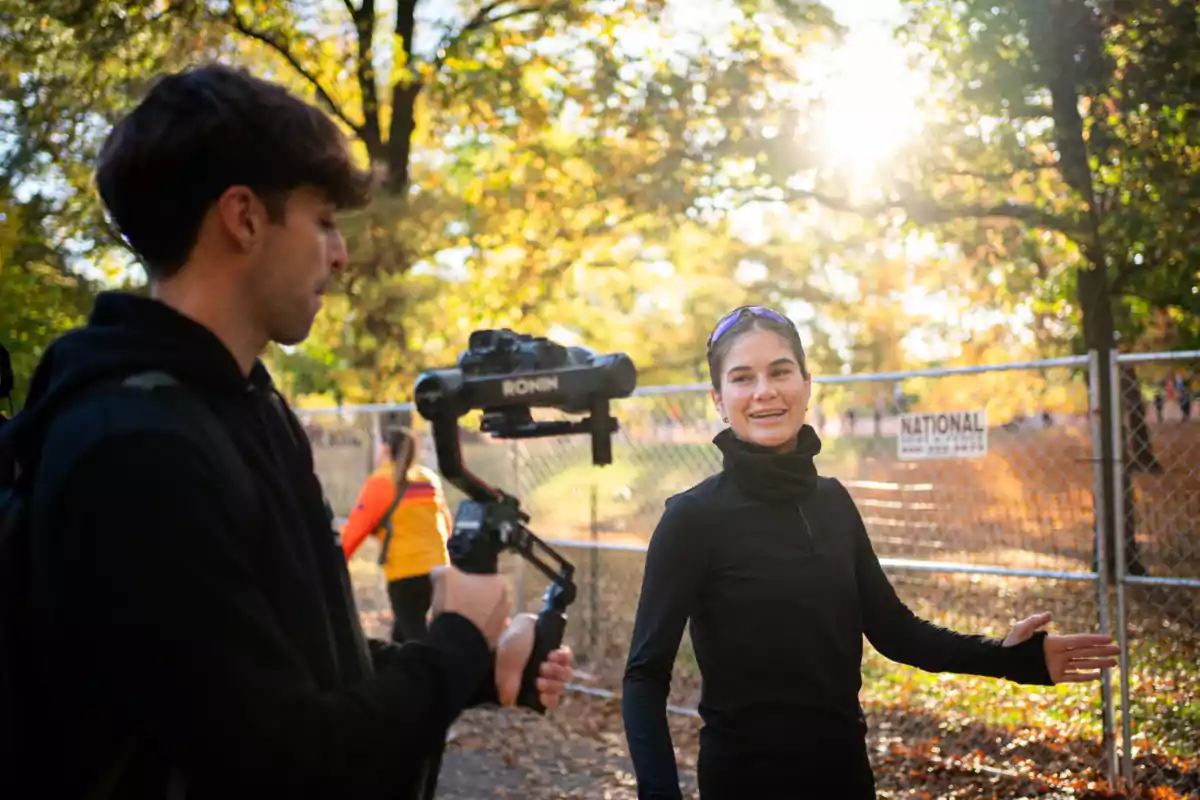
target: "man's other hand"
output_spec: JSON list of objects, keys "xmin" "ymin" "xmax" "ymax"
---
[
  {"xmin": 495, "ymin": 613, "xmax": 574, "ymax": 709},
  {"xmin": 429, "ymin": 565, "xmax": 510, "ymax": 649}
]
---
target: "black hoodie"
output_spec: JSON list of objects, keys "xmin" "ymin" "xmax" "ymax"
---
[{"xmin": 15, "ymin": 293, "xmax": 491, "ymax": 799}]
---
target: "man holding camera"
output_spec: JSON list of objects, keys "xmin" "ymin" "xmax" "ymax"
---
[{"xmin": 13, "ymin": 64, "xmax": 571, "ymax": 799}]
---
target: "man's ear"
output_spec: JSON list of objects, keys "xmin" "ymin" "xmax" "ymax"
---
[{"xmin": 214, "ymin": 185, "xmax": 267, "ymax": 252}]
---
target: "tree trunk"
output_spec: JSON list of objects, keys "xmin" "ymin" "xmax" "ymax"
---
[
  {"xmin": 350, "ymin": 0, "xmax": 384, "ymax": 164},
  {"xmin": 1079, "ymin": 268, "xmax": 1147, "ymax": 578},
  {"xmin": 386, "ymin": 84, "xmax": 419, "ymax": 195},
  {"xmin": 1033, "ymin": 1, "xmax": 1145, "ymax": 578},
  {"xmin": 386, "ymin": 0, "xmax": 420, "ymax": 196},
  {"xmin": 1079, "ymin": 267, "xmax": 1116, "ymax": 580}
]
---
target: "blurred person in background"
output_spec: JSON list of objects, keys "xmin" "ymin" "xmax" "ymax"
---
[{"xmin": 342, "ymin": 427, "xmax": 451, "ymax": 643}]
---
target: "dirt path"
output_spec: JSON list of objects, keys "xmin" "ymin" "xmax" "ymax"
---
[
  {"xmin": 349, "ymin": 572, "xmax": 696, "ymax": 798},
  {"xmin": 430, "ymin": 692, "xmax": 1189, "ymax": 800},
  {"xmin": 434, "ymin": 697, "xmax": 699, "ymax": 799}
]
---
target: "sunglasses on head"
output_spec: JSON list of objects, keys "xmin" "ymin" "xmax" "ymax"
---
[{"xmin": 706, "ymin": 306, "xmax": 796, "ymax": 351}]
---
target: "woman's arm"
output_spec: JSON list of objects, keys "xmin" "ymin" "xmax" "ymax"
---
[
  {"xmin": 341, "ymin": 473, "xmax": 395, "ymax": 560},
  {"xmin": 622, "ymin": 495, "xmax": 707, "ymax": 800},
  {"xmin": 844, "ymin": 482, "xmax": 1051, "ymax": 684}
]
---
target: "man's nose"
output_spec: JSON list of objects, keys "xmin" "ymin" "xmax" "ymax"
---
[{"xmin": 330, "ymin": 229, "xmax": 349, "ymax": 271}]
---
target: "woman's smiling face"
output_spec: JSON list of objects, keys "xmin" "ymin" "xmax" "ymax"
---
[{"xmin": 711, "ymin": 327, "xmax": 812, "ymax": 451}]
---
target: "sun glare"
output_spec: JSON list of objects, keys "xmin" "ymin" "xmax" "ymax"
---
[{"xmin": 810, "ymin": 28, "xmax": 926, "ymax": 181}]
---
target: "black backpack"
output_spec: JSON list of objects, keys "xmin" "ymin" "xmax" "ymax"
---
[
  {"xmin": 0, "ymin": 370, "xmax": 248, "ymax": 798},
  {"xmin": 0, "ymin": 408, "xmax": 23, "ymax": 781}
]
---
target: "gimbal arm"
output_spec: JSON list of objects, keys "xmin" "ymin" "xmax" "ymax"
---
[
  {"xmin": 424, "ymin": 408, "xmax": 576, "ymax": 713},
  {"xmin": 425, "ymin": 408, "xmax": 511, "ymax": 509}
]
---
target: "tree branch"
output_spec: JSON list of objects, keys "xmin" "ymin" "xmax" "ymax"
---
[
  {"xmin": 222, "ymin": 7, "xmax": 363, "ymax": 137},
  {"xmin": 944, "ymin": 163, "xmax": 1060, "ymax": 182},
  {"xmin": 773, "ymin": 187, "xmax": 1081, "ymax": 235},
  {"xmin": 1110, "ymin": 266, "xmax": 1134, "ymax": 296},
  {"xmin": 1030, "ymin": 245, "xmax": 1050, "ymax": 281},
  {"xmin": 429, "ymin": 1, "xmax": 569, "ymax": 76},
  {"xmin": 384, "ymin": 0, "xmax": 420, "ymax": 194},
  {"xmin": 346, "ymin": 0, "xmax": 382, "ymax": 157}
]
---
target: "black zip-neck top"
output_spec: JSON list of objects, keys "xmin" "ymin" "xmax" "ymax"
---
[{"xmin": 621, "ymin": 429, "xmax": 1051, "ymax": 799}]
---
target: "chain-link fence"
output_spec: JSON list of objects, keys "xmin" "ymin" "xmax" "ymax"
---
[
  {"xmin": 1111, "ymin": 350, "xmax": 1200, "ymax": 792},
  {"xmin": 299, "ymin": 404, "xmax": 520, "ymax": 516},
  {"xmin": 511, "ymin": 357, "xmax": 1126, "ymax": 790},
  {"xmin": 298, "ymin": 351, "xmax": 1199, "ymax": 796}
]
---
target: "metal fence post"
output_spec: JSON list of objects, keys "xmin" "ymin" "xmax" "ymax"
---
[
  {"xmin": 589, "ymin": 482, "xmax": 599, "ymax": 661},
  {"xmin": 1088, "ymin": 350, "xmax": 1118, "ymax": 785},
  {"xmin": 1107, "ymin": 349, "xmax": 1134, "ymax": 787},
  {"xmin": 369, "ymin": 410, "xmax": 383, "ymax": 474},
  {"xmin": 511, "ymin": 439, "xmax": 525, "ymax": 613}
]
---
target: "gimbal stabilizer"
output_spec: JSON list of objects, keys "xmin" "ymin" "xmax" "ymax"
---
[{"xmin": 414, "ymin": 329, "xmax": 636, "ymax": 711}]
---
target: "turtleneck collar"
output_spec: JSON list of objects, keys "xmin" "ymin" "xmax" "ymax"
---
[{"xmin": 713, "ymin": 424, "xmax": 822, "ymax": 503}]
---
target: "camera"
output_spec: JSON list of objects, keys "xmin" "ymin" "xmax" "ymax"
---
[
  {"xmin": 414, "ymin": 329, "xmax": 636, "ymax": 712},
  {"xmin": 415, "ymin": 329, "xmax": 637, "ymax": 465}
]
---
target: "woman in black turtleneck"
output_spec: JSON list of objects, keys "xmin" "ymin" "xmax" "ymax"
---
[{"xmin": 621, "ymin": 306, "xmax": 1119, "ymax": 799}]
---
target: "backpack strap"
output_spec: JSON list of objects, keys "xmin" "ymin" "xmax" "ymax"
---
[
  {"xmin": 375, "ymin": 484, "xmax": 407, "ymax": 567},
  {"xmin": 89, "ymin": 370, "xmax": 255, "ymax": 800},
  {"xmin": 121, "ymin": 372, "xmax": 255, "ymax": 520},
  {"xmin": 6, "ymin": 370, "xmax": 249, "ymax": 800}
]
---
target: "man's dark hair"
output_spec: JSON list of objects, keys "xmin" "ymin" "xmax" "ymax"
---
[{"xmin": 96, "ymin": 63, "xmax": 372, "ymax": 279}]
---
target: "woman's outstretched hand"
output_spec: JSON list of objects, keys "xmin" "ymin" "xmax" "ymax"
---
[{"xmin": 1003, "ymin": 612, "xmax": 1120, "ymax": 683}]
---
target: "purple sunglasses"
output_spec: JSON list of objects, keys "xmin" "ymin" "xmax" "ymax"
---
[{"xmin": 706, "ymin": 306, "xmax": 796, "ymax": 351}]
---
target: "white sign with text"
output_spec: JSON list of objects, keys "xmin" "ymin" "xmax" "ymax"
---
[{"xmin": 898, "ymin": 410, "xmax": 988, "ymax": 460}]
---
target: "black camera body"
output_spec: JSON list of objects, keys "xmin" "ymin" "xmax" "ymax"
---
[
  {"xmin": 416, "ymin": 329, "xmax": 636, "ymax": 464},
  {"xmin": 414, "ymin": 329, "xmax": 636, "ymax": 712}
]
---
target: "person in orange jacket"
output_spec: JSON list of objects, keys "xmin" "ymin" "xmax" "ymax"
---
[{"xmin": 342, "ymin": 427, "xmax": 451, "ymax": 643}]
